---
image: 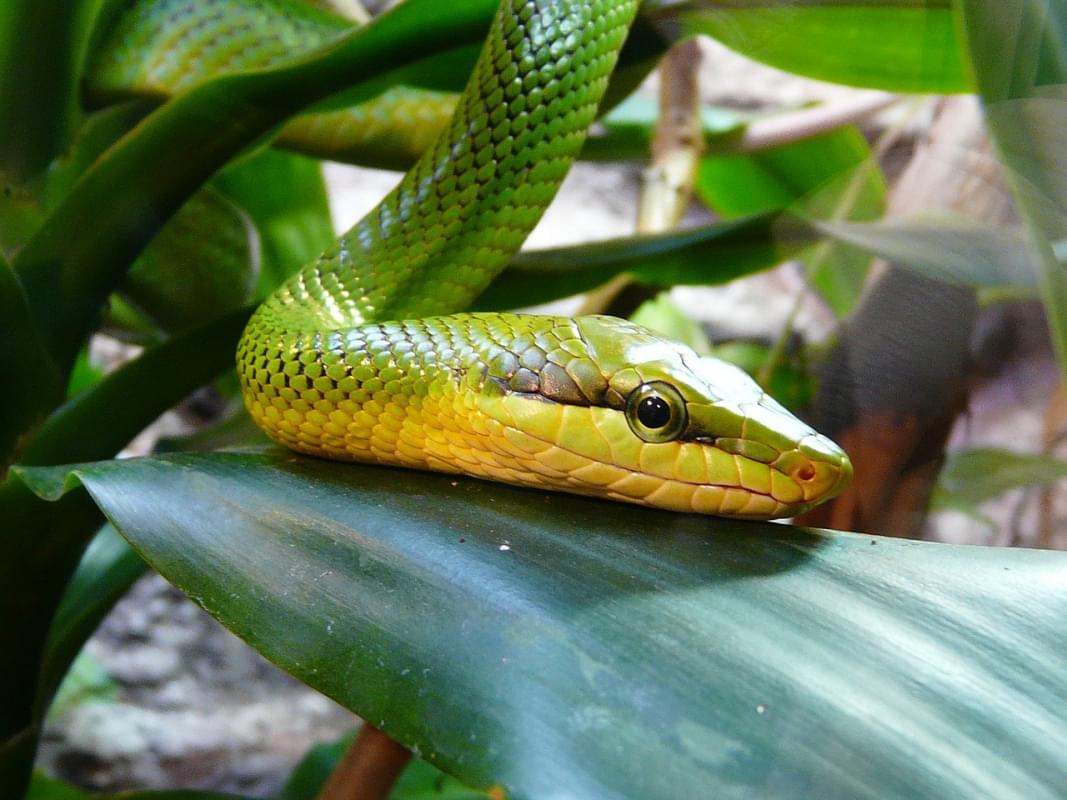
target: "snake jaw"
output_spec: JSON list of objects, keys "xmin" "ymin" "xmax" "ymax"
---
[{"xmin": 494, "ymin": 315, "xmax": 857, "ymax": 518}]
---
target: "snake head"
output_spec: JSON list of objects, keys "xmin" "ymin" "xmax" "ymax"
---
[{"xmin": 485, "ymin": 315, "xmax": 852, "ymax": 519}]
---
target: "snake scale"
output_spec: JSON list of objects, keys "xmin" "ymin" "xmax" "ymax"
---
[{"xmin": 93, "ymin": 0, "xmax": 852, "ymax": 519}]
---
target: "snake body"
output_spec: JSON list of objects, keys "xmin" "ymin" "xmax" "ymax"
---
[{"xmin": 96, "ymin": 0, "xmax": 852, "ymax": 518}]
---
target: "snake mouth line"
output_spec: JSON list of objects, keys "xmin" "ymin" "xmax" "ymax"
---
[{"xmin": 505, "ymin": 423, "xmax": 788, "ymax": 505}]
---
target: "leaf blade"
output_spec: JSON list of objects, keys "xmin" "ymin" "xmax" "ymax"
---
[{"xmin": 20, "ymin": 450, "xmax": 1067, "ymax": 799}]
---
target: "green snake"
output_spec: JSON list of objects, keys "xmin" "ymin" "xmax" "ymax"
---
[{"xmin": 92, "ymin": 0, "xmax": 852, "ymax": 519}]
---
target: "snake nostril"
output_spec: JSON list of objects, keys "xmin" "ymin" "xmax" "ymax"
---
[{"xmin": 796, "ymin": 464, "xmax": 816, "ymax": 482}]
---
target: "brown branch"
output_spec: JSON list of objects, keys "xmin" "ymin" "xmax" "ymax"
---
[
  {"xmin": 317, "ymin": 724, "xmax": 413, "ymax": 800},
  {"xmin": 579, "ymin": 39, "xmax": 704, "ymax": 317}
]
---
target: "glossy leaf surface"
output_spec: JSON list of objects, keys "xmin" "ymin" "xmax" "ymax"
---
[{"xmin": 19, "ymin": 450, "xmax": 1067, "ymax": 800}]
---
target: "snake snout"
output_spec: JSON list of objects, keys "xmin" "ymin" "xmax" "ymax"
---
[{"xmin": 782, "ymin": 434, "xmax": 853, "ymax": 504}]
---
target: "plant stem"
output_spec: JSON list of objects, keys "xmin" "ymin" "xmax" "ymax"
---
[{"xmin": 318, "ymin": 724, "xmax": 412, "ymax": 800}]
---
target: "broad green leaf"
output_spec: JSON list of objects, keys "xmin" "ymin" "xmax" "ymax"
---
[
  {"xmin": 19, "ymin": 449, "xmax": 1067, "ymax": 799},
  {"xmin": 647, "ymin": 0, "xmax": 969, "ymax": 94},
  {"xmin": 121, "ymin": 189, "xmax": 259, "ymax": 334},
  {"xmin": 214, "ymin": 150, "xmax": 335, "ymax": 295},
  {"xmin": 475, "ymin": 213, "xmax": 807, "ymax": 310},
  {"xmin": 957, "ymin": 0, "xmax": 1067, "ymax": 386},
  {"xmin": 696, "ymin": 125, "xmax": 886, "ymax": 316},
  {"xmin": 933, "ymin": 448, "xmax": 1067, "ymax": 510}
]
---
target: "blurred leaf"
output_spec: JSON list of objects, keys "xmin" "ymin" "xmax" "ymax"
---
[
  {"xmin": 0, "ymin": 178, "xmax": 44, "ymax": 258},
  {"xmin": 712, "ymin": 341, "xmax": 815, "ymax": 413},
  {"xmin": 279, "ymin": 729, "xmax": 358, "ymax": 800},
  {"xmin": 42, "ymin": 101, "xmax": 155, "ymax": 212},
  {"xmin": 0, "ymin": 1, "xmax": 98, "ymax": 180},
  {"xmin": 958, "ymin": 0, "xmax": 1067, "ymax": 386},
  {"xmin": 647, "ymin": 0, "xmax": 969, "ymax": 93},
  {"xmin": 933, "ymin": 448, "xmax": 1067, "ymax": 511},
  {"xmin": 19, "ymin": 308, "xmax": 251, "ymax": 468},
  {"xmin": 106, "ymin": 793, "xmax": 246, "ymax": 800},
  {"xmin": 482, "ymin": 209, "xmax": 1036, "ymax": 313},
  {"xmin": 583, "ymin": 94, "xmax": 745, "ymax": 162},
  {"xmin": 214, "ymin": 150, "xmax": 335, "ymax": 295},
  {"xmin": 155, "ymin": 407, "xmax": 269, "ymax": 454},
  {"xmin": 809, "ymin": 216, "xmax": 1041, "ymax": 288},
  {"xmin": 697, "ymin": 126, "xmax": 879, "ymax": 218},
  {"xmin": 65, "ymin": 347, "xmax": 106, "ymax": 399},
  {"xmin": 0, "ymin": 251, "xmax": 63, "ymax": 468},
  {"xmin": 26, "ymin": 773, "xmax": 90, "ymax": 800},
  {"xmin": 47, "ymin": 650, "xmax": 118, "ymax": 719},
  {"xmin": 121, "ymin": 189, "xmax": 258, "ymax": 334},
  {"xmin": 697, "ymin": 125, "xmax": 886, "ymax": 316},
  {"xmin": 390, "ymin": 760, "xmax": 493, "ymax": 800},
  {"xmin": 0, "ymin": 479, "xmax": 102, "ymax": 798},
  {"xmin": 83, "ymin": 0, "xmax": 662, "ymax": 171},
  {"xmin": 476, "ymin": 213, "xmax": 807, "ymax": 310},
  {"xmin": 27, "ymin": 771, "xmax": 250, "ymax": 800},
  {"xmin": 13, "ymin": 0, "xmax": 501, "ymax": 375},
  {"xmin": 19, "ymin": 449, "xmax": 1067, "ymax": 799},
  {"xmin": 99, "ymin": 793, "xmax": 249, "ymax": 800},
  {"xmin": 40, "ymin": 524, "xmax": 144, "ymax": 715},
  {"xmin": 629, "ymin": 293, "xmax": 712, "ymax": 354}
]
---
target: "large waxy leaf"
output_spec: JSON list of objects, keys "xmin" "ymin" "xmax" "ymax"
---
[
  {"xmin": 19, "ymin": 449, "xmax": 1067, "ymax": 799},
  {"xmin": 647, "ymin": 0, "xmax": 969, "ymax": 94}
]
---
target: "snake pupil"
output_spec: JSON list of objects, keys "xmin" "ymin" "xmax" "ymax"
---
[{"xmin": 638, "ymin": 396, "xmax": 672, "ymax": 429}]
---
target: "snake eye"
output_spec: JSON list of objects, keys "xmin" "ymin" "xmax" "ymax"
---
[{"xmin": 625, "ymin": 382, "xmax": 688, "ymax": 443}]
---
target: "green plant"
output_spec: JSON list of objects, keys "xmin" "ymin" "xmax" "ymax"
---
[{"xmin": 2, "ymin": 1, "xmax": 1066, "ymax": 798}]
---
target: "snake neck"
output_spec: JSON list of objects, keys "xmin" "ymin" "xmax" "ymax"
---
[{"xmin": 262, "ymin": 0, "xmax": 638, "ymax": 332}]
